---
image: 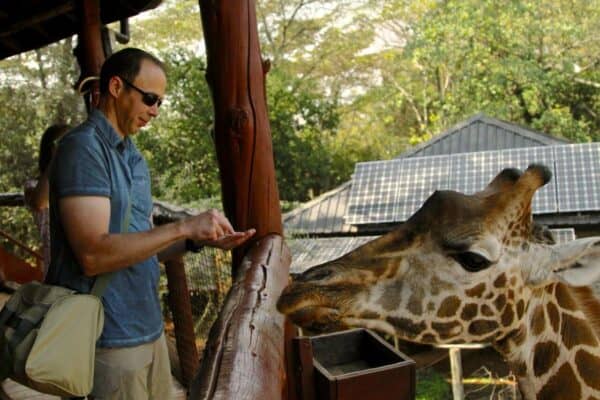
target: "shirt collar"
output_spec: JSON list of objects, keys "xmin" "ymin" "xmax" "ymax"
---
[{"xmin": 89, "ymin": 109, "xmax": 130, "ymax": 151}]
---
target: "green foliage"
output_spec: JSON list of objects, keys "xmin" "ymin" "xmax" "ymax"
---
[
  {"xmin": 416, "ymin": 369, "xmax": 452, "ymax": 400},
  {"xmin": 0, "ymin": 38, "xmax": 85, "ymax": 253},
  {"xmin": 1, "ymin": 0, "xmax": 599, "ymax": 249},
  {"xmin": 135, "ymin": 50, "xmax": 219, "ymax": 203},
  {"xmin": 366, "ymin": 0, "xmax": 600, "ymax": 142}
]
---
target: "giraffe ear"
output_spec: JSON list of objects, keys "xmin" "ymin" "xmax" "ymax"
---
[{"xmin": 550, "ymin": 238, "xmax": 600, "ymax": 287}]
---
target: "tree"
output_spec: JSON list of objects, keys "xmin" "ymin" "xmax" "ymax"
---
[{"xmin": 366, "ymin": 0, "xmax": 600, "ymax": 143}]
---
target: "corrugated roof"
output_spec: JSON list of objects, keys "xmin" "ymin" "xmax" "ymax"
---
[
  {"xmin": 284, "ymin": 114, "xmax": 571, "ymax": 236},
  {"xmin": 401, "ymin": 114, "xmax": 569, "ymax": 158}
]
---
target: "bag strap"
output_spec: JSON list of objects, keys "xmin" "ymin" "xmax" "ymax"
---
[{"xmin": 90, "ymin": 192, "xmax": 132, "ymax": 298}]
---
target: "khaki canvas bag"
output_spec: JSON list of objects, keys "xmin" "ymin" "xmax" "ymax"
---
[
  {"xmin": 0, "ymin": 281, "xmax": 105, "ymax": 396},
  {"xmin": 0, "ymin": 198, "xmax": 130, "ymax": 396}
]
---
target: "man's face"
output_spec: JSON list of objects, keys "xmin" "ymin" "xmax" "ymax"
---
[{"xmin": 115, "ymin": 59, "xmax": 167, "ymax": 137}]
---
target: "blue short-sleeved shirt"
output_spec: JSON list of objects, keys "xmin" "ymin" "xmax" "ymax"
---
[{"xmin": 46, "ymin": 109, "xmax": 163, "ymax": 348}]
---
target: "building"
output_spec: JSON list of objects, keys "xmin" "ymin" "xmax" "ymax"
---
[{"xmin": 285, "ymin": 114, "xmax": 600, "ymax": 273}]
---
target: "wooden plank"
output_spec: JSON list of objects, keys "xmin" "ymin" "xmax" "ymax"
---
[{"xmin": 190, "ymin": 235, "xmax": 291, "ymax": 400}]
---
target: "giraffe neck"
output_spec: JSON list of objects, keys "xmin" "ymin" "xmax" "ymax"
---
[{"xmin": 495, "ymin": 283, "xmax": 600, "ymax": 400}]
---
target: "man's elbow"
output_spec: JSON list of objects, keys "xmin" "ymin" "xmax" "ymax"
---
[{"xmin": 79, "ymin": 253, "xmax": 103, "ymax": 277}]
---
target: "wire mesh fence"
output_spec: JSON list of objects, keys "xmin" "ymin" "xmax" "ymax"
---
[{"xmin": 160, "ymin": 247, "xmax": 232, "ymax": 351}]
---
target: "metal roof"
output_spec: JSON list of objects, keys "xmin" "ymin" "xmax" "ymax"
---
[
  {"xmin": 284, "ymin": 114, "xmax": 572, "ymax": 236},
  {"xmin": 401, "ymin": 113, "xmax": 569, "ymax": 158}
]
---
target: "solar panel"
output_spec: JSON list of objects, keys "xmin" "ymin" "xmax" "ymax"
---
[
  {"xmin": 395, "ymin": 155, "xmax": 452, "ymax": 221},
  {"xmin": 346, "ymin": 160, "xmax": 403, "ymax": 225},
  {"xmin": 345, "ymin": 143, "xmax": 597, "ymax": 225},
  {"xmin": 448, "ymin": 150, "xmax": 500, "ymax": 195},
  {"xmin": 554, "ymin": 143, "xmax": 600, "ymax": 212},
  {"xmin": 448, "ymin": 146, "xmax": 557, "ymax": 213},
  {"xmin": 549, "ymin": 228, "xmax": 576, "ymax": 244},
  {"xmin": 288, "ymin": 236, "xmax": 377, "ymax": 274}
]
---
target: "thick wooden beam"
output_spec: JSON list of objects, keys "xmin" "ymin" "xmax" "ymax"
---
[
  {"xmin": 199, "ymin": 0, "xmax": 283, "ymax": 270},
  {"xmin": 190, "ymin": 235, "xmax": 291, "ymax": 400},
  {"xmin": 76, "ymin": 0, "xmax": 104, "ymax": 111}
]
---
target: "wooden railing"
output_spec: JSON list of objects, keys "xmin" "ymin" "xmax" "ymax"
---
[{"xmin": 190, "ymin": 234, "xmax": 291, "ymax": 400}]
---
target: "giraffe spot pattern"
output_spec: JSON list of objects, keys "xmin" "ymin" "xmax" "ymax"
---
[
  {"xmin": 538, "ymin": 362, "xmax": 581, "ymax": 400},
  {"xmin": 530, "ymin": 305, "xmax": 546, "ymax": 336},
  {"xmin": 501, "ymin": 305, "xmax": 514, "ymax": 326},
  {"xmin": 546, "ymin": 302, "xmax": 559, "ymax": 333},
  {"xmin": 556, "ymin": 284, "xmax": 577, "ymax": 311},
  {"xmin": 533, "ymin": 341, "xmax": 559, "ymax": 377},
  {"xmin": 430, "ymin": 276, "xmax": 453, "ymax": 296},
  {"xmin": 386, "ymin": 316, "xmax": 426, "ymax": 339},
  {"xmin": 359, "ymin": 311, "xmax": 380, "ymax": 320},
  {"xmin": 494, "ymin": 294, "xmax": 507, "ymax": 311},
  {"xmin": 516, "ymin": 300, "xmax": 525, "ymax": 319},
  {"xmin": 481, "ymin": 304, "xmax": 494, "ymax": 317},
  {"xmin": 575, "ymin": 349, "xmax": 600, "ymax": 391},
  {"xmin": 420, "ymin": 333, "xmax": 436, "ymax": 343},
  {"xmin": 407, "ymin": 292, "xmax": 424, "ymax": 315},
  {"xmin": 561, "ymin": 313, "xmax": 598, "ymax": 350},
  {"xmin": 468, "ymin": 319, "xmax": 498, "ymax": 336},
  {"xmin": 380, "ymin": 280, "xmax": 404, "ymax": 311},
  {"xmin": 513, "ymin": 324, "xmax": 527, "ymax": 346},
  {"xmin": 437, "ymin": 296, "xmax": 461, "ymax": 318},
  {"xmin": 432, "ymin": 321, "xmax": 463, "ymax": 340},
  {"xmin": 466, "ymin": 283, "xmax": 486, "ymax": 298},
  {"xmin": 494, "ymin": 273, "xmax": 507, "ymax": 288},
  {"xmin": 461, "ymin": 303, "xmax": 478, "ymax": 321}
]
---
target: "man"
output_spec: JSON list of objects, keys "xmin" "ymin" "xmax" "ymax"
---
[{"xmin": 46, "ymin": 48, "xmax": 255, "ymax": 399}]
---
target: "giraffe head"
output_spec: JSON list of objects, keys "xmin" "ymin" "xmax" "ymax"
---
[{"xmin": 278, "ymin": 165, "xmax": 600, "ymax": 346}]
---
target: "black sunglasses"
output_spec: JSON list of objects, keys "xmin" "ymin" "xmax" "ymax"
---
[{"xmin": 119, "ymin": 76, "xmax": 163, "ymax": 108}]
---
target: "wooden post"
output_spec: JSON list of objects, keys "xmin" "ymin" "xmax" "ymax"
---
[
  {"xmin": 76, "ymin": 0, "xmax": 104, "ymax": 112},
  {"xmin": 165, "ymin": 256, "xmax": 200, "ymax": 388},
  {"xmin": 198, "ymin": 0, "xmax": 283, "ymax": 272}
]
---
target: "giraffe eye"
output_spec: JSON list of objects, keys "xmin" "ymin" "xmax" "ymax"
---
[{"xmin": 453, "ymin": 252, "xmax": 492, "ymax": 272}]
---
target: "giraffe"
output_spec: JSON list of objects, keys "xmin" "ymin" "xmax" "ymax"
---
[{"xmin": 277, "ymin": 165, "xmax": 600, "ymax": 400}]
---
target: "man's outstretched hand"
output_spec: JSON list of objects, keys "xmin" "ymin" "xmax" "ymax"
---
[
  {"xmin": 202, "ymin": 229, "xmax": 256, "ymax": 250},
  {"xmin": 183, "ymin": 209, "xmax": 256, "ymax": 250}
]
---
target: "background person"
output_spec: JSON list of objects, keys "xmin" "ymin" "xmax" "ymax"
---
[{"xmin": 23, "ymin": 123, "xmax": 70, "ymax": 278}]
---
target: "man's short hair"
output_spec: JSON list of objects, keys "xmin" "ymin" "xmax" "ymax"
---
[{"xmin": 99, "ymin": 48, "xmax": 165, "ymax": 95}]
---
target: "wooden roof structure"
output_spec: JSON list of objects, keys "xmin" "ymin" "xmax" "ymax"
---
[{"xmin": 0, "ymin": 0, "xmax": 161, "ymax": 60}]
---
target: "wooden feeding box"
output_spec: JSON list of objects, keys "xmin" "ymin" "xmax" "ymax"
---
[{"xmin": 291, "ymin": 328, "xmax": 415, "ymax": 400}]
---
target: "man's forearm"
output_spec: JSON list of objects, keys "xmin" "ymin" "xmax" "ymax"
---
[{"xmin": 78, "ymin": 220, "xmax": 186, "ymax": 276}]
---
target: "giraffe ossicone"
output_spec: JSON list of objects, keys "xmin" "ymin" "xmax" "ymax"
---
[{"xmin": 277, "ymin": 164, "xmax": 600, "ymax": 400}]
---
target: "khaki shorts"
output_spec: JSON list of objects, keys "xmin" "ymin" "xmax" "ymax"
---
[{"xmin": 89, "ymin": 333, "xmax": 172, "ymax": 400}]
